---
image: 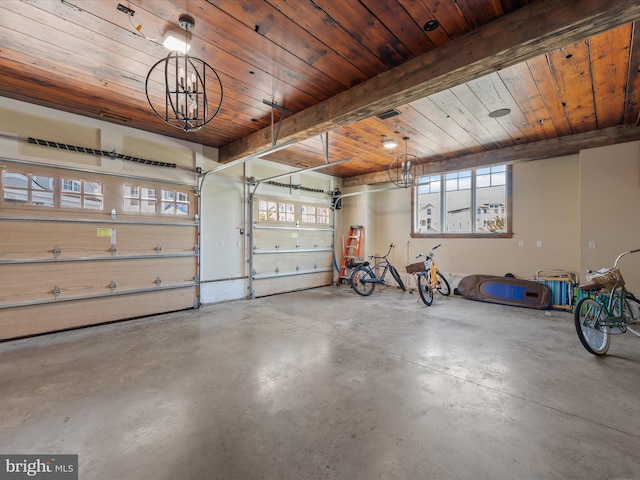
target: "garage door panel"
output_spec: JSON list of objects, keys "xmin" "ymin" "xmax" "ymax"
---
[
  {"xmin": 253, "ymin": 251, "xmax": 332, "ymax": 275},
  {"xmin": 251, "ymin": 196, "xmax": 333, "ymax": 297},
  {"xmin": 0, "ymin": 287, "xmax": 197, "ymax": 340},
  {"xmin": 252, "ymin": 272, "xmax": 332, "ymax": 297},
  {"xmin": 0, "ymin": 257, "xmax": 197, "ymax": 304},
  {"xmin": 0, "ymin": 220, "xmax": 197, "ymax": 260},
  {"xmin": 252, "ymin": 228, "xmax": 332, "ymax": 251},
  {"xmin": 0, "ymin": 163, "xmax": 199, "ymax": 339}
]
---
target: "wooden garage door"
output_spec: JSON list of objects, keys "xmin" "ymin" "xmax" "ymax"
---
[
  {"xmin": 251, "ymin": 195, "xmax": 333, "ymax": 297},
  {"xmin": 0, "ymin": 163, "xmax": 198, "ymax": 340}
]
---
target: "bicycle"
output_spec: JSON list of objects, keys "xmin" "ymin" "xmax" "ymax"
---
[
  {"xmin": 350, "ymin": 243, "xmax": 406, "ymax": 296},
  {"xmin": 574, "ymin": 248, "xmax": 640, "ymax": 355},
  {"xmin": 406, "ymin": 244, "xmax": 451, "ymax": 306}
]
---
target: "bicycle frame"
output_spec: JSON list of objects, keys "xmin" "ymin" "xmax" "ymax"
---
[
  {"xmin": 359, "ymin": 244, "xmax": 394, "ymax": 285},
  {"xmin": 588, "ymin": 249, "xmax": 640, "ymax": 331}
]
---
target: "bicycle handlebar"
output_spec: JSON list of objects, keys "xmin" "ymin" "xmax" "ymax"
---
[
  {"xmin": 614, "ymin": 248, "xmax": 640, "ymax": 268},
  {"xmin": 370, "ymin": 243, "xmax": 396, "ymax": 260},
  {"xmin": 416, "ymin": 244, "xmax": 442, "ymax": 259}
]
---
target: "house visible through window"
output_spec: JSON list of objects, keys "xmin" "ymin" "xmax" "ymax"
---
[
  {"xmin": 60, "ymin": 178, "xmax": 103, "ymax": 210},
  {"xmin": 414, "ymin": 165, "xmax": 510, "ymax": 237}
]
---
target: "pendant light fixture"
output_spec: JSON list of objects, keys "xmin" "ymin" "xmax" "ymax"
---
[
  {"xmin": 145, "ymin": 14, "xmax": 223, "ymax": 132},
  {"xmin": 388, "ymin": 137, "xmax": 424, "ymax": 188}
]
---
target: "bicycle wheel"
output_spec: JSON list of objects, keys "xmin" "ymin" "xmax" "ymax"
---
[
  {"xmin": 351, "ymin": 266, "xmax": 376, "ymax": 296},
  {"xmin": 613, "ymin": 292, "xmax": 640, "ymax": 335},
  {"xmin": 389, "ymin": 265, "xmax": 406, "ymax": 291},
  {"xmin": 435, "ymin": 271, "xmax": 451, "ymax": 296},
  {"xmin": 574, "ymin": 297, "xmax": 610, "ymax": 355},
  {"xmin": 417, "ymin": 273, "xmax": 434, "ymax": 306}
]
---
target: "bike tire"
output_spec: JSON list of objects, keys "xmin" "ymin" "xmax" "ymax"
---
[
  {"xmin": 435, "ymin": 271, "xmax": 451, "ymax": 296},
  {"xmin": 351, "ymin": 266, "xmax": 376, "ymax": 296},
  {"xmin": 574, "ymin": 297, "xmax": 610, "ymax": 355},
  {"xmin": 389, "ymin": 265, "xmax": 406, "ymax": 291},
  {"xmin": 417, "ymin": 273, "xmax": 434, "ymax": 306},
  {"xmin": 612, "ymin": 292, "xmax": 640, "ymax": 335}
]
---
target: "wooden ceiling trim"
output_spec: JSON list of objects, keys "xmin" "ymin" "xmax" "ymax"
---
[
  {"xmin": 342, "ymin": 124, "xmax": 640, "ymax": 187},
  {"xmin": 525, "ymin": 55, "xmax": 574, "ymax": 137},
  {"xmin": 590, "ymin": 25, "xmax": 633, "ymax": 129},
  {"xmin": 219, "ymin": 0, "xmax": 640, "ymax": 164}
]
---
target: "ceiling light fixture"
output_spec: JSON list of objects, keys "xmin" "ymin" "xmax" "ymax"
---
[
  {"xmin": 389, "ymin": 137, "xmax": 424, "ymax": 189},
  {"xmin": 381, "ymin": 134, "xmax": 398, "ymax": 149},
  {"xmin": 145, "ymin": 14, "xmax": 223, "ymax": 132},
  {"xmin": 162, "ymin": 30, "xmax": 191, "ymax": 52}
]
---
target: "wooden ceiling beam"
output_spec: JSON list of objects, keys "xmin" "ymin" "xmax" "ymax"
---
[
  {"xmin": 342, "ymin": 124, "xmax": 640, "ymax": 187},
  {"xmin": 219, "ymin": 0, "xmax": 640, "ymax": 163}
]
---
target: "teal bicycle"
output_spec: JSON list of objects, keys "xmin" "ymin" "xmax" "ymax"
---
[{"xmin": 574, "ymin": 249, "xmax": 640, "ymax": 355}]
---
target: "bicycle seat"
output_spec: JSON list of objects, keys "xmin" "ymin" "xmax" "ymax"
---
[{"xmin": 578, "ymin": 281, "xmax": 605, "ymax": 292}]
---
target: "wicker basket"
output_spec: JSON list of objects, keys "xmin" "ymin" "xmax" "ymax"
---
[
  {"xmin": 406, "ymin": 261, "xmax": 426, "ymax": 274},
  {"xmin": 587, "ymin": 267, "xmax": 624, "ymax": 291}
]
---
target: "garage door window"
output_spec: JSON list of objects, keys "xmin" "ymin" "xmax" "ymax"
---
[
  {"xmin": 2, "ymin": 172, "xmax": 54, "ymax": 207},
  {"xmin": 124, "ymin": 186, "xmax": 157, "ymax": 213},
  {"xmin": 61, "ymin": 179, "xmax": 103, "ymax": 210},
  {"xmin": 161, "ymin": 189, "xmax": 189, "ymax": 215}
]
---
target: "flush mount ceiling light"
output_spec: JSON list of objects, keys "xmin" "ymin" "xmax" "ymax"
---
[
  {"xmin": 388, "ymin": 137, "xmax": 424, "ymax": 188},
  {"xmin": 381, "ymin": 134, "xmax": 398, "ymax": 149},
  {"xmin": 162, "ymin": 29, "xmax": 191, "ymax": 52},
  {"xmin": 489, "ymin": 108, "xmax": 511, "ymax": 118},
  {"xmin": 145, "ymin": 14, "xmax": 223, "ymax": 132}
]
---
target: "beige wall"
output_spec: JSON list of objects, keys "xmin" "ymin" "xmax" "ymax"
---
[
  {"xmin": 579, "ymin": 141, "xmax": 640, "ymax": 293},
  {"xmin": 339, "ymin": 144, "xmax": 640, "ymax": 293}
]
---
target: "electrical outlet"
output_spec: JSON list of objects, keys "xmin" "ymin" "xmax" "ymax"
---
[
  {"xmin": 589, "ymin": 241, "xmax": 597, "ymax": 250},
  {"xmin": 117, "ymin": 4, "xmax": 135, "ymax": 16},
  {"xmin": 536, "ymin": 240, "xmax": 542, "ymax": 247}
]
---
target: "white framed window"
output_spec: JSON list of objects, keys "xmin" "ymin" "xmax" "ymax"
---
[
  {"xmin": 414, "ymin": 165, "xmax": 510, "ymax": 237},
  {"xmin": 2, "ymin": 172, "xmax": 54, "ymax": 207},
  {"xmin": 124, "ymin": 185, "xmax": 157, "ymax": 213},
  {"xmin": 161, "ymin": 189, "xmax": 189, "ymax": 215},
  {"xmin": 60, "ymin": 178, "xmax": 103, "ymax": 210}
]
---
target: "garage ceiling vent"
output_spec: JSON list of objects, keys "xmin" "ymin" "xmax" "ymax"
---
[{"xmin": 375, "ymin": 109, "xmax": 400, "ymax": 120}]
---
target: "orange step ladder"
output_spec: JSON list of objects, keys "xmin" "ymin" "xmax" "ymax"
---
[{"xmin": 339, "ymin": 225, "xmax": 363, "ymax": 283}]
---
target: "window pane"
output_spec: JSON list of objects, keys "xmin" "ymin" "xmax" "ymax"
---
[
  {"xmin": 176, "ymin": 203, "xmax": 189, "ymax": 215},
  {"xmin": 445, "ymin": 173, "xmax": 471, "ymax": 232},
  {"xmin": 162, "ymin": 202, "xmax": 175, "ymax": 214},
  {"xmin": 176, "ymin": 191, "xmax": 188, "ymax": 202},
  {"xmin": 32, "ymin": 176, "xmax": 54, "ymax": 191},
  {"xmin": 4, "ymin": 188, "xmax": 28, "ymax": 205},
  {"xmin": 61, "ymin": 179, "xmax": 81, "ymax": 193},
  {"xmin": 61, "ymin": 194, "xmax": 81, "ymax": 208},
  {"xmin": 84, "ymin": 182, "xmax": 102, "ymax": 195},
  {"xmin": 124, "ymin": 199, "xmax": 139, "ymax": 211},
  {"xmin": 416, "ymin": 191, "xmax": 441, "ymax": 233},
  {"xmin": 476, "ymin": 183, "xmax": 507, "ymax": 233},
  {"xmin": 4, "ymin": 172, "xmax": 28, "ymax": 189},
  {"xmin": 141, "ymin": 200, "xmax": 156, "ymax": 213},
  {"xmin": 84, "ymin": 196, "xmax": 102, "ymax": 210},
  {"xmin": 162, "ymin": 190, "xmax": 175, "ymax": 201},
  {"xmin": 124, "ymin": 185, "xmax": 138, "ymax": 197}
]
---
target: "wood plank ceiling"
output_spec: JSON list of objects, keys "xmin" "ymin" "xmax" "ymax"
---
[{"xmin": 1, "ymin": 0, "xmax": 640, "ymax": 185}]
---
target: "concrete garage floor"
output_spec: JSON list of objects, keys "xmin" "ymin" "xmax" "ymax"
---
[{"xmin": 1, "ymin": 285, "xmax": 640, "ymax": 480}]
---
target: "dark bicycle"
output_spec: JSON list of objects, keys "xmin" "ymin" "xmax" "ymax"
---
[{"xmin": 350, "ymin": 243, "xmax": 406, "ymax": 296}]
